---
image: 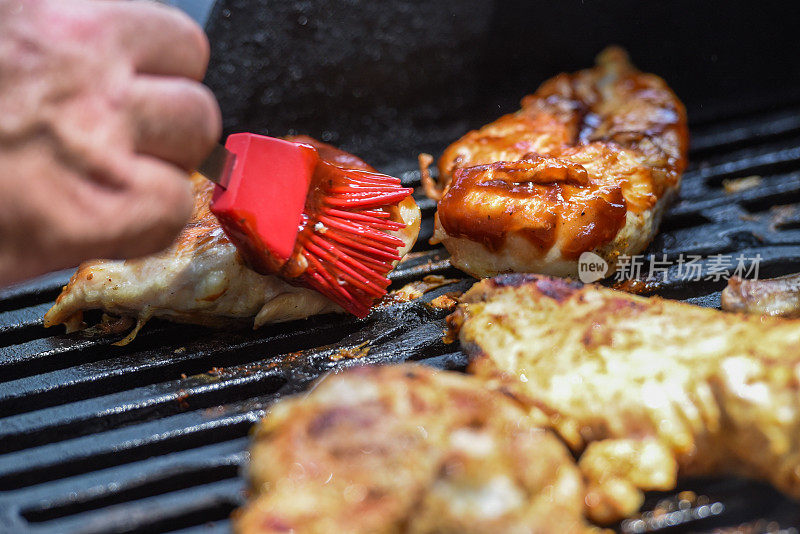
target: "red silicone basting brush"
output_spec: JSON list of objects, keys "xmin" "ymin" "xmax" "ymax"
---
[{"xmin": 198, "ymin": 133, "xmax": 413, "ymax": 317}]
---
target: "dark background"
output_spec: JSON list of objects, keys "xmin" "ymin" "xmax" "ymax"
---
[{"xmin": 203, "ymin": 0, "xmax": 800, "ymax": 166}]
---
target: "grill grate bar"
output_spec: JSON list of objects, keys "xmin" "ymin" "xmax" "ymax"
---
[
  {"xmin": 0, "ymin": 370, "xmax": 286, "ymax": 455},
  {"xmin": 668, "ymin": 171, "xmax": 800, "ymax": 218},
  {"xmin": 0, "ymin": 316, "xmax": 366, "ymax": 416},
  {"xmin": 22, "ymin": 478, "xmax": 243, "ymax": 534},
  {"xmin": 0, "ymin": 303, "xmax": 54, "ymax": 332},
  {"xmin": 690, "ymin": 105, "xmax": 800, "ymax": 155},
  {"xmin": 684, "ymin": 144, "xmax": 800, "ymax": 189},
  {"xmin": 0, "ymin": 303, "xmax": 53, "ymax": 347},
  {"xmin": 0, "ymin": 404, "xmax": 262, "ymax": 491},
  {"xmin": 11, "ymin": 439, "xmax": 247, "ymax": 517},
  {"xmin": 0, "ymin": 270, "xmax": 72, "ymax": 314},
  {"xmin": 0, "ymin": 315, "xmax": 357, "ymax": 384},
  {"xmin": 168, "ymin": 522, "xmax": 232, "ymax": 534},
  {"xmin": 0, "ymin": 336, "xmax": 119, "ymax": 380},
  {"xmin": 686, "ymin": 90, "xmax": 800, "ymax": 128},
  {"xmin": 23, "ymin": 465, "xmax": 240, "ymax": 525}
]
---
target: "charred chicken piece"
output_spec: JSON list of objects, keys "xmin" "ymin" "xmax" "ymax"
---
[
  {"xmin": 449, "ymin": 274, "xmax": 800, "ymax": 524},
  {"xmin": 430, "ymin": 47, "xmax": 688, "ymax": 279},
  {"xmin": 233, "ymin": 364, "xmax": 594, "ymax": 534},
  {"xmin": 722, "ymin": 273, "xmax": 800, "ymax": 318},
  {"xmin": 44, "ymin": 138, "xmax": 420, "ymax": 341}
]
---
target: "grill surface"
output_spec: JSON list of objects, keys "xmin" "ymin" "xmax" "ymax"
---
[{"xmin": 3, "ymin": 102, "xmax": 800, "ymax": 533}]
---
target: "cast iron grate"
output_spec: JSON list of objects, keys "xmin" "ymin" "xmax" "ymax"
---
[{"xmin": 2, "ymin": 101, "xmax": 800, "ymax": 533}]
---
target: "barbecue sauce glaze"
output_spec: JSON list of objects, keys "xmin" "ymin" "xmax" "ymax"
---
[
  {"xmin": 436, "ymin": 47, "xmax": 688, "ymax": 261},
  {"xmin": 437, "ymin": 157, "xmax": 627, "ymax": 259}
]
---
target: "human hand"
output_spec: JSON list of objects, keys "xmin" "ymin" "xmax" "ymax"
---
[{"xmin": 0, "ymin": 0, "xmax": 221, "ymax": 285}]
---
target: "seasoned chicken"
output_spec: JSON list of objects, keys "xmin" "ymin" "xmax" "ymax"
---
[
  {"xmin": 44, "ymin": 138, "xmax": 420, "ymax": 339},
  {"xmin": 449, "ymin": 274, "xmax": 800, "ymax": 524},
  {"xmin": 722, "ymin": 273, "xmax": 800, "ymax": 318},
  {"xmin": 429, "ymin": 48, "xmax": 688, "ymax": 279},
  {"xmin": 234, "ymin": 364, "xmax": 593, "ymax": 534}
]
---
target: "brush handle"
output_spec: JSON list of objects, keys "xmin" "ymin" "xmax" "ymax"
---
[{"xmin": 197, "ymin": 144, "xmax": 236, "ymax": 189}]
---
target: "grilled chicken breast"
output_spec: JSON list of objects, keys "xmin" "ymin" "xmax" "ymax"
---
[
  {"xmin": 449, "ymin": 274, "xmax": 800, "ymax": 523},
  {"xmin": 430, "ymin": 48, "xmax": 688, "ymax": 279},
  {"xmin": 44, "ymin": 139, "xmax": 420, "ymax": 338},
  {"xmin": 234, "ymin": 364, "xmax": 593, "ymax": 534}
]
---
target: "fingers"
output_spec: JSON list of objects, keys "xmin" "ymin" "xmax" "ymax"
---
[
  {"xmin": 95, "ymin": 155, "xmax": 195, "ymax": 259},
  {"xmin": 100, "ymin": 2, "xmax": 221, "ymax": 171},
  {"xmin": 100, "ymin": 0, "xmax": 210, "ymax": 79},
  {"xmin": 128, "ymin": 75, "xmax": 221, "ymax": 171},
  {"xmin": 0, "ymin": 148, "xmax": 194, "ymax": 277}
]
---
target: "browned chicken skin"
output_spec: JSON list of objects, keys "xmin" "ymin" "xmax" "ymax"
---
[
  {"xmin": 722, "ymin": 273, "xmax": 800, "ymax": 318},
  {"xmin": 449, "ymin": 274, "xmax": 800, "ymax": 524},
  {"xmin": 44, "ymin": 138, "xmax": 420, "ymax": 339},
  {"xmin": 234, "ymin": 364, "xmax": 594, "ymax": 534},
  {"xmin": 431, "ymin": 48, "xmax": 688, "ymax": 279}
]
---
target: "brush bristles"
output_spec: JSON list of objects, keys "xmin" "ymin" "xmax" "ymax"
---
[{"xmin": 295, "ymin": 166, "xmax": 413, "ymax": 317}]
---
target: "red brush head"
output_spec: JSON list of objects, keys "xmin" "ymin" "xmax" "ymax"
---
[
  {"xmin": 211, "ymin": 133, "xmax": 414, "ymax": 318},
  {"xmin": 210, "ymin": 134, "xmax": 318, "ymax": 273},
  {"xmin": 291, "ymin": 162, "xmax": 413, "ymax": 317}
]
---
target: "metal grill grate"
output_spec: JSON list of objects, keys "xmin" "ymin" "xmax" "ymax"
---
[{"xmin": 2, "ymin": 102, "xmax": 800, "ymax": 533}]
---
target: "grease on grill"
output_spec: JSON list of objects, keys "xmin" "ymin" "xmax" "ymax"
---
[
  {"xmin": 612, "ymin": 278, "xmax": 664, "ymax": 295},
  {"xmin": 112, "ymin": 312, "xmax": 153, "ymax": 347},
  {"xmin": 331, "ymin": 341, "xmax": 370, "ymax": 361},
  {"xmin": 176, "ymin": 389, "xmax": 191, "ymax": 409},
  {"xmin": 383, "ymin": 274, "xmax": 460, "ymax": 303},
  {"xmin": 80, "ymin": 314, "xmax": 134, "ymax": 337},
  {"xmin": 770, "ymin": 205, "xmax": 800, "ymax": 230},
  {"xmin": 723, "ymin": 175, "xmax": 762, "ymax": 194},
  {"xmin": 427, "ymin": 293, "xmax": 460, "ymax": 311},
  {"xmin": 208, "ymin": 367, "xmax": 225, "ymax": 377}
]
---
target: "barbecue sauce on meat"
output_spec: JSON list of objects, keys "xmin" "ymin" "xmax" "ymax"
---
[
  {"xmin": 288, "ymin": 135, "xmax": 376, "ymax": 173},
  {"xmin": 437, "ymin": 157, "xmax": 627, "ymax": 259},
  {"xmin": 434, "ymin": 47, "xmax": 688, "ymax": 263}
]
